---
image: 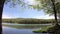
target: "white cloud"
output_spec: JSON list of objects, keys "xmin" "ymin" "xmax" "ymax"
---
[
  {"xmin": 33, "ymin": 15, "xmax": 54, "ymax": 19},
  {"xmin": 2, "ymin": 14, "xmax": 12, "ymax": 19},
  {"xmin": 2, "ymin": 14, "xmax": 54, "ymax": 19}
]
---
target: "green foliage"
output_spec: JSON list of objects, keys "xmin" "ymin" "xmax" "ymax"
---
[
  {"xmin": 33, "ymin": 25, "xmax": 53, "ymax": 33},
  {"xmin": 5, "ymin": 0, "xmax": 26, "ymax": 8},
  {"xmin": 32, "ymin": 0, "xmax": 60, "ymax": 16},
  {"xmin": 2, "ymin": 18, "xmax": 60, "ymax": 24},
  {"xmin": 47, "ymin": 25, "xmax": 60, "ymax": 34},
  {"xmin": 5, "ymin": 0, "xmax": 32, "ymax": 7},
  {"xmin": 4, "ymin": 0, "xmax": 60, "ymax": 15}
]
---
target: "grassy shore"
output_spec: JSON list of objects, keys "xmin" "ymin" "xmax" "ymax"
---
[{"xmin": 33, "ymin": 25, "xmax": 53, "ymax": 33}]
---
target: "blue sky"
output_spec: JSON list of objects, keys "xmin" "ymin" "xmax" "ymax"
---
[{"xmin": 2, "ymin": 0, "xmax": 54, "ymax": 19}]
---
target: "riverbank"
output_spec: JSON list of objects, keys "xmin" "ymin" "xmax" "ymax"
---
[
  {"xmin": 33, "ymin": 25, "xmax": 60, "ymax": 34},
  {"xmin": 33, "ymin": 25, "xmax": 53, "ymax": 33},
  {"xmin": 2, "ymin": 23, "xmax": 52, "ymax": 29},
  {"xmin": 2, "ymin": 23, "xmax": 52, "ymax": 34}
]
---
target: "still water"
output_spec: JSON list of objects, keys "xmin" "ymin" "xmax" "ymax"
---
[{"xmin": 2, "ymin": 23, "xmax": 50, "ymax": 34}]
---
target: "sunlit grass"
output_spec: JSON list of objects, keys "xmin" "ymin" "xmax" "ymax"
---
[{"xmin": 33, "ymin": 25, "xmax": 53, "ymax": 33}]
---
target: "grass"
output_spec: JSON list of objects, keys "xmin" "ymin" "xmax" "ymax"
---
[{"xmin": 33, "ymin": 25, "xmax": 53, "ymax": 33}]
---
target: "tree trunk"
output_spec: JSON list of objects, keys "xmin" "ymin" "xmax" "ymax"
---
[
  {"xmin": 51, "ymin": 0, "xmax": 58, "ymax": 26},
  {"xmin": 0, "ymin": 0, "xmax": 5, "ymax": 34}
]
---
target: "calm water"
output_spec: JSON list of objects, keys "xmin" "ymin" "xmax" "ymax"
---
[{"xmin": 2, "ymin": 23, "xmax": 50, "ymax": 34}]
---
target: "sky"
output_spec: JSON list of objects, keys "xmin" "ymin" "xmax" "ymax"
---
[{"xmin": 2, "ymin": 0, "xmax": 54, "ymax": 19}]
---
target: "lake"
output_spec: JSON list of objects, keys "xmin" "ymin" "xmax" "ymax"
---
[{"xmin": 2, "ymin": 23, "xmax": 51, "ymax": 34}]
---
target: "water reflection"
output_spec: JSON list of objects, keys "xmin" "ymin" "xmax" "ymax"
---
[
  {"xmin": 2, "ymin": 23, "xmax": 52, "ymax": 29},
  {"xmin": 2, "ymin": 23, "xmax": 50, "ymax": 34},
  {"xmin": 3, "ymin": 26, "xmax": 41, "ymax": 34}
]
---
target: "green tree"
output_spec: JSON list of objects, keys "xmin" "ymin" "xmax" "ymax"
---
[{"xmin": 32, "ymin": 0, "xmax": 60, "ymax": 26}]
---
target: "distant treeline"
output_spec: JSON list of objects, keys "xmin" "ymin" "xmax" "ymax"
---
[{"xmin": 2, "ymin": 18, "xmax": 60, "ymax": 24}]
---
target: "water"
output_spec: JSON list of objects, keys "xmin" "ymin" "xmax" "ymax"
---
[
  {"xmin": 2, "ymin": 23, "xmax": 52, "ymax": 29},
  {"xmin": 2, "ymin": 23, "xmax": 52, "ymax": 26},
  {"xmin": 3, "ymin": 26, "xmax": 49, "ymax": 34},
  {"xmin": 2, "ymin": 23, "xmax": 50, "ymax": 34}
]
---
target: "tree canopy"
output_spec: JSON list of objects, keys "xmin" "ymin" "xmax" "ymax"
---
[
  {"xmin": 31, "ymin": 0, "xmax": 60, "ymax": 16},
  {"xmin": 4, "ymin": 0, "xmax": 60, "ymax": 18},
  {"xmin": 4, "ymin": 0, "xmax": 32, "ymax": 8}
]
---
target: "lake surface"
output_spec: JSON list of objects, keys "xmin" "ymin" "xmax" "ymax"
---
[{"xmin": 2, "ymin": 23, "xmax": 50, "ymax": 34}]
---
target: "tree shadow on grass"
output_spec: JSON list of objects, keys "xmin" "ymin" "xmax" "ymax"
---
[{"xmin": 47, "ymin": 24, "xmax": 60, "ymax": 34}]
